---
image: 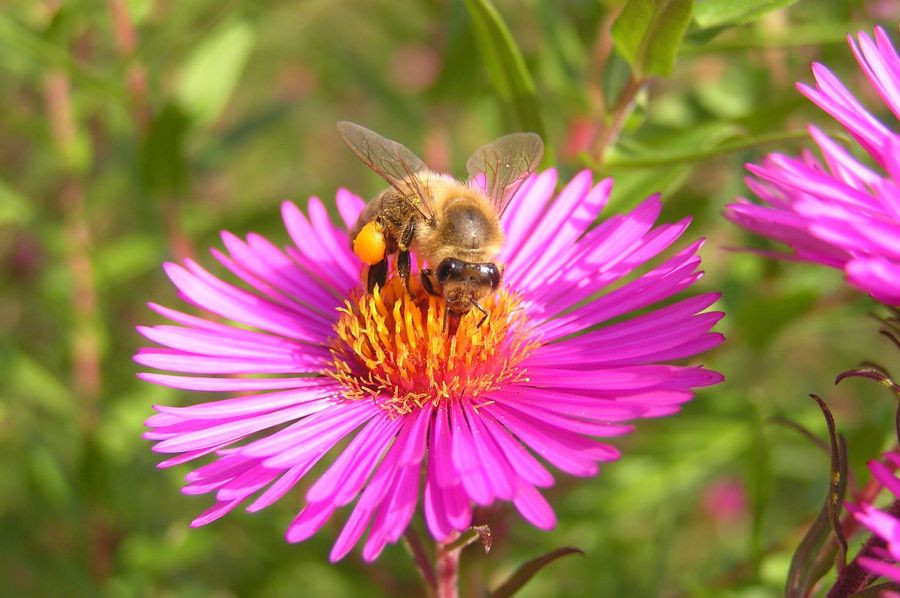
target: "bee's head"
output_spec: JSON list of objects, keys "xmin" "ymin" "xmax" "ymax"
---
[{"xmin": 434, "ymin": 258, "xmax": 501, "ymax": 315}]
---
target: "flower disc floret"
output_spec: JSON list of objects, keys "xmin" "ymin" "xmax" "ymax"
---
[{"xmin": 330, "ymin": 278, "xmax": 538, "ymax": 417}]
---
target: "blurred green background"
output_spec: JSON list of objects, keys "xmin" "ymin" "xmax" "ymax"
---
[{"xmin": 1, "ymin": 0, "xmax": 897, "ymax": 596}]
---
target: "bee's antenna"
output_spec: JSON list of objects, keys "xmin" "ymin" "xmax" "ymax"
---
[{"xmin": 471, "ymin": 299, "xmax": 489, "ymax": 328}]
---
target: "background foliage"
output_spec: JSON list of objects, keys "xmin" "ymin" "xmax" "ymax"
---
[{"xmin": 1, "ymin": 0, "xmax": 897, "ymax": 595}]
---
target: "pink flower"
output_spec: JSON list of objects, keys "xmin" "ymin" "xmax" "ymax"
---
[
  {"xmin": 725, "ymin": 27, "xmax": 900, "ymax": 306},
  {"xmin": 851, "ymin": 452, "xmax": 900, "ymax": 581},
  {"xmin": 136, "ymin": 169, "xmax": 724, "ymax": 561},
  {"xmin": 701, "ymin": 478, "xmax": 747, "ymax": 526}
]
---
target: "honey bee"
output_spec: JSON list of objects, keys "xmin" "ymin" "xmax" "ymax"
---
[{"xmin": 337, "ymin": 121, "xmax": 543, "ymax": 330}]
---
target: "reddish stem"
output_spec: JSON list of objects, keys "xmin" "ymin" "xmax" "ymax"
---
[
  {"xmin": 589, "ymin": 74, "xmax": 646, "ymax": 163},
  {"xmin": 107, "ymin": 0, "xmax": 151, "ymax": 129},
  {"xmin": 436, "ymin": 534, "xmax": 461, "ymax": 598},
  {"xmin": 586, "ymin": 7, "xmax": 622, "ymax": 119},
  {"xmin": 44, "ymin": 69, "xmax": 101, "ymax": 420}
]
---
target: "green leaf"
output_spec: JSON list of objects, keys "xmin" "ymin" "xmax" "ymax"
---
[
  {"xmin": 0, "ymin": 13, "xmax": 125, "ymax": 101},
  {"xmin": 139, "ymin": 102, "xmax": 190, "ymax": 196},
  {"xmin": 463, "ymin": 0, "xmax": 548, "ymax": 145},
  {"xmin": 611, "ymin": 0, "xmax": 694, "ymax": 77},
  {"xmin": 604, "ymin": 129, "xmax": 809, "ymax": 168},
  {"xmin": 7, "ymin": 350, "xmax": 76, "ymax": 419},
  {"xmin": 735, "ymin": 289, "xmax": 817, "ymax": 350},
  {"xmin": 605, "ymin": 163, "xmax": 691, "ymax": 214},
  {"xmin": 0, "ymin": 178, "xmax": 33, "ymax": 225},
  {"xmin": 491, "ymin": 547, "xmax": 584, "ymax": 598},
  {"xmin": 94, "ymin": 234, "xmax": 166, "ymax": 287},
  {"xmin": 693, "ymin": 0, "xmax": 801, "ymax": 28},
  {"xmin": 29, "ymin": 446, "xmax": 72, "ymax": 507},
  {"xmin": 747, "ymin": 408, "xmax": 773, "ymax": 569},
  {"xmin": 175, "ymin": 19, "xmax": 255, "ymax": 128}
]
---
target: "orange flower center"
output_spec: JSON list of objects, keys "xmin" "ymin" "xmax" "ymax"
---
[{"xmin": 328, "ymin": 277, "xmax": 539, "ymax": 418}]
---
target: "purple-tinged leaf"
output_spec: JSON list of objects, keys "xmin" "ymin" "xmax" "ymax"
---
[
  {"xmin": 835, "ymin": 364, "xmax": 900, "ymax": 397},
  {"xmin": 491, "ymin": 547, "xmax": 584, "ymax": 598},
  {"xmin": 848, "ymin": 581, "xmax": 900, "ymax": 597},
  {"xmin": 785, "ymin": 395, "xmax": 848, "ymax": 597}
]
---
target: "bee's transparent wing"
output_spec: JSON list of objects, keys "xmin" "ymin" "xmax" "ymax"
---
[
  {"xmin": 466, "ymin": 132, "xmax": 543, "ymax": 217},
  {"xmin": 337, "ymin": 121, "xmax": 435, "ymax": 222}
]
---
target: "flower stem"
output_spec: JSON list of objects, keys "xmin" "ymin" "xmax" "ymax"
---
[
  {"xmin": 436, "ymin": 534, "xmax": 461, "ymax": 598},
  {"xmin": 589, "ymin": 74, "xmax": 647, "ymax": 164},
  {"xmin": 828, "ymin": 498, "xmax": 900, "ymax": 597}
]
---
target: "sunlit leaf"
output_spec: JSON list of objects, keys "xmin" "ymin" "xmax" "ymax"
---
[
  {"xmin": 0, "ymin": 178, "xmax": 32, "ymax": 225},
  {"xmin": 611, "ymin": 0, "xmax": 694, "ymax": 77},
  {"xmin": 175, "ymin": 19, "xmax": 255, "ymax": 128},
  {"xmin": 463, "ymin": 0, "xmax": 548, "ymax": 145},
  {"xmin": 693, "ymin": 0, "xmax": 801, "ymax": 28},
  {"xmin": 94, "ymin": 234, "xmax": 166, "ymax": 287}
]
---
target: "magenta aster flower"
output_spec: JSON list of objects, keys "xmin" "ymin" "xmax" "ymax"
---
[
  {"xmin": 724, "ymin": 27, "xmax": 900, "ymax": 306},
  {"xmin": 136, "ymin": 168, "xmax": 724, "ymax": 561},
  {"xmin": 850, "ymin": 452, "xmax": 900, "ymax": 581}
]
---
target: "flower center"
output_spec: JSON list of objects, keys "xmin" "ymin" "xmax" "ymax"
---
[{"xmin": 328, "ymin": 277, "xmax": 538, "ymax": 418}]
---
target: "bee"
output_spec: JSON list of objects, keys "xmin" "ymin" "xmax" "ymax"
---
[{"xmin": 337, "ymin": 121, "xmax": 543, "ymax": 331}]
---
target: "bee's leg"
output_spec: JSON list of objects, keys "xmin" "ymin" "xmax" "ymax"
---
[
  {"xmin": 470, "ymin": 299, "xmax": 489, "ymax": 328},
  {"xmin": 420, "ymin": 269, "xmax": 439, "ymax": 296},
  {"xmin": 397, "ymin": 220, "xmax": 417, "ymax": 295},
  {"xmin": 444, "ymin": 310, "xmax": 462, "ymax": 336},
  {"xmin": 367, "ymin": 257, "xmax": 388, "ymax": 293},
  {"xmin": 397, "ymin": 250, "xmax": 411, "ymax": 294}
]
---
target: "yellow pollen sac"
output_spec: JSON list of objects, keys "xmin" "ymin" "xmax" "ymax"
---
[
  {"xmin": 328, "ymin": 277, "xmax": 539, "ymax": 418},
  {"xmin": 353, "ymin": 221, "xmax": 387, "ymax": 265}
]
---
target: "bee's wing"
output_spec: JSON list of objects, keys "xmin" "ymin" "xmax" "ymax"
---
[
  {"xmin": 466, "ymin": 132, "xmax": 543, "ymax": 217},
  {"xmin": 337, "ymin": 121, "xmax": 436, "ymax": 222}
]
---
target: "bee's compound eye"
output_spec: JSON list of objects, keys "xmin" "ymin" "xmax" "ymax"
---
[
  {"xmin": 353, "ymin": 221, "xmax": 387, "ymax": 265},
  {"xmin": 478, "ymin": 263, "xmax": 501, "ymax": 289},
  {"xmin": 436, "ymin": 258, "xmax": 464, "ymax": 283}
]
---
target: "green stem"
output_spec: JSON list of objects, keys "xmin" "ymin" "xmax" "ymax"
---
[{"xmin": 403, "ymin": 527, "xmax": 436, "ymax": 594}]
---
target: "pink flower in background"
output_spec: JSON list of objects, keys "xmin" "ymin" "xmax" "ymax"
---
[
  {"xmin": 725, "ymin": 27, "xmax": 900, "ymax": 306},
  {"xmin": 136, "ymin": 169, "xmax": 724, "ymax": 562},
  {"xmin": 850, "ymin": 452, "xmax": 900, "ymax": 582},
  {"xmin": 702, "ymin": 478, "xmax": 747, "ymax": 526}
]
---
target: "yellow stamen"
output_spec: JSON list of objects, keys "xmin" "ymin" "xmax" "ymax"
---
[{"xmin": 328, "ymin": 277, "xmax": 539, "ymax": 418}]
